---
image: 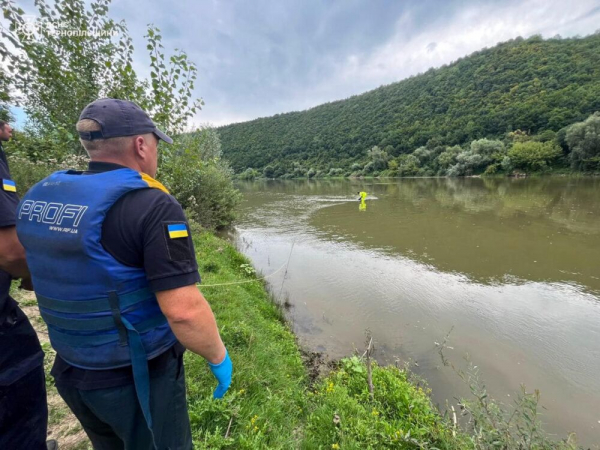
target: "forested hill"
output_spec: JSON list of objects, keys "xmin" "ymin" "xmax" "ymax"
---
[{"xmin": 218, "ymin": 34, "xmax": 600, "ymax": 176}]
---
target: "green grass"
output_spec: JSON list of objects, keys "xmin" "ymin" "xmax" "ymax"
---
[
  {"xmin": 302, "ymin": 357, "xmax": 471, "ymax": 450},
  {"xmin": 185, "ymin": 230, "xmax": 307, "ymax": 448},
  {"xmin": 48, "ymin": 403, "xmax": 69, "ymax": 426}
]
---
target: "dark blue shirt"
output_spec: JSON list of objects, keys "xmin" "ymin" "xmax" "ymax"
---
[
  {"xmin": 0, "ymin": 144, "xmax": 44, "ymax": 386},
  {"xmin": 51, "ymin": 161, "xmax": 200, "ymax": 390}
]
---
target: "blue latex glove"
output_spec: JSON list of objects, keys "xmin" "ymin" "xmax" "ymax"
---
[{"xmin": 208, "ymin": 349, "xmax": 232, "ymax": 399}]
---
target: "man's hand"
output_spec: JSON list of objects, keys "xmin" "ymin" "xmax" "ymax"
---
[
  {"xmin": 156, "ymin": 285, "xmax": 229, "ymax": 393},
  {"xmin": 209, "ymin": 349, "xmax": 232, "ymax": 399},
  {"xmin": 0, "ymin": 225, "xmax": 31, "ymax": 280}
]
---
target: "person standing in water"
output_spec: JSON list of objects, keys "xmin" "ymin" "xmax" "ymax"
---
[{"xmin": 357, "ymin": 191, "xmax": 367, "ymax": 211}]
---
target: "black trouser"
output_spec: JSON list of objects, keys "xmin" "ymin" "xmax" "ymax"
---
[
  {"xmin": 56, "ymin": 355, "xmax": 192, "ymax": 450},
  {"xmin": 0, "ymin": 364, "xmax": 48, "ymax": 450}
]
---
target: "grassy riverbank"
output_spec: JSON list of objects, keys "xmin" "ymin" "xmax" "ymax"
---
[{"xmin": 16, "ymin": 229, "xmax": 582, "ymax": 449}]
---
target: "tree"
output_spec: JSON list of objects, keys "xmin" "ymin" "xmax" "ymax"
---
[
  {"xmin": 397, "ymin": 154, "xmax": 420, "ymax": 176},
  {"xmin": 501, "ymin": 156, "xmax": 513, "ymax": 172},
  {"xmin": 291, "ymin": 163, "xmax": 306, "ymax": 178},
  {"xmin": 507, "ymin": 130, "xmax": 531, "ymax": 143},
  {"xmin": 445, "ymin": 139, "xmax": 505, "ymax": 176},
  {"xmin": 454, "ymin": 152, "xmax": 484, "ymax": 175},
  {"xmin": 533, "ymin": 130, "xmax": 556, "ymax": 143},
  {"xmin": 174, "ymin": 126, "xmax": 222, "ymax": 161},
  {"xmin": 470, "ymin": 138, "xmax": 505, "ymax": 158},
  {"xmin": 566, "ymin": 113, "xmax": 600, "ymax": 170},
  {"xmin": 1, "ymin": 0, "xmax": 137, "ymax": 143},
  {"xmin": 218, "ymin": 34, "xmax": 600, "ymax": 174},
  {"xmin": 0, "ymin": 69, "xmax": 12, "ymax": 121},
  {"xmin": 436, "ymin": 145, "xmax": 462, "ymax": 174},
  {"xmin": 508, "ymin": 141, "xmax": 562, "ymax": 171},
  {"xmin": 161, "ymin": 128, "xmax": 240, "ymax": 229},
  {"xmin": 143, "ymin": 25, "xmax": 203, "ymax": 134},
  {"xmin": 263, "ymin": 165, "xmax": 275, "ymax": 178},
  {"xmin": 413, "ymin": 146, "xmax": 433, "ymax": 165},
  {"xmin": 239, "ymin": 168, "xmax": 259, "ymax": 180},
  {"xmin": 1, "ymin": 0, "xmax": 202, "ymax": 153},
  {"xmin": 367, "ymin": 146, "xmax": 389, "ymax": 171}
]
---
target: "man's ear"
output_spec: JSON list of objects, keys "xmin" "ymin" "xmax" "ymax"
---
[{"xmin": 133, "ymin": 135, "xmax": 147, "ymax": 160}]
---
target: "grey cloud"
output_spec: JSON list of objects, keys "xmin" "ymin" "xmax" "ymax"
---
[{"xmin": 13, "ymin": 0, "xmax": 600, "ymax": 126}]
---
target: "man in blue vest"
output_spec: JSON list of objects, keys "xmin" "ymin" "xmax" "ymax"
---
[
  {"xmin": 16, "ymin": 99, "xmax": 232, "ymax": 449},
  {"xmin": 0, "ymin": 119, "xmax": 53, "ymax": 449}
]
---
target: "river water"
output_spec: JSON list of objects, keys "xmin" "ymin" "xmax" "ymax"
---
[{"xmin": 229, "ymin": 177, "xmax": 600, "ymax": 447}]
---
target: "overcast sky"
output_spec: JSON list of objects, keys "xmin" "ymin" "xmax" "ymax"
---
[{"xmin": 12, "ymin": 0, "xmax": 600, "ymax": 127}]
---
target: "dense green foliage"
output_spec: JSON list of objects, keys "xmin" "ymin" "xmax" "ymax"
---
[
  {"xmin": 161, "ymin": 128, "xmax": 242, "ymax": 230},
  {"xmin": 6, "ymin": 153, "xmax": 88, "ymax": 195},
  {"xmin": 507, "ymin": 141, "xmax": 562, "ymax": 172},
  {"xmin": 218, "ymin": 34, "xmax": 600, "ymax": 177},
  {"xmin": 566, "ymin": 112, "xmax": 600, "ymax": 170}
]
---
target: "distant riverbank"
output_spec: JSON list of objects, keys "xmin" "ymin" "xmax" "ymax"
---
[{"xmin": 236, "ymin": 169, "xmax": 600, "ymax": 181}]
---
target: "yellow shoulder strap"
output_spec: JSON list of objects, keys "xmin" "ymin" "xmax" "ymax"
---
[{"xmin": 141, "ymin": 173, "xmax": 170, "ymax": 194}]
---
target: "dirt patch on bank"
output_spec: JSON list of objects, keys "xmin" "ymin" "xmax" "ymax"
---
[{"xmin": 300, "ymin": 348, "xmax": 339, "ymax": 389}]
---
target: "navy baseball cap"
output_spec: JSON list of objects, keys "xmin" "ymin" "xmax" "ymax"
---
[{"xmin": 77, "ymin": 98, "xmax": 173, "ymax": 144}]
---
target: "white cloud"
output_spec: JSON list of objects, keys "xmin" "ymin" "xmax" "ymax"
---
[
  {"xmin": 191, "ymin": 109, "xmax": 255, "ymax": 128},
  {"xmin": 257, "ymin": 0, "xmax": 600, "ymax": 125}
]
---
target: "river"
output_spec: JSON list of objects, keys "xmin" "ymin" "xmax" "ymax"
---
[{"xmin": 228, "ymin": 177, "xmax": 600, "ymax": 447}]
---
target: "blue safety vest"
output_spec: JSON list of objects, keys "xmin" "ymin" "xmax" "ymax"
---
[{"xmin": 16, "ymin": 167, "xmax": 177, "ymax": 445}]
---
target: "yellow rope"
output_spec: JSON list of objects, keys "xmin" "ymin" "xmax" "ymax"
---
[{"xmin": 197, "ymin": 261, "xmax": 288, "ymax": 288}]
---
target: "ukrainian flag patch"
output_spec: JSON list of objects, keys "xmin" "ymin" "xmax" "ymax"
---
[
  {"xmin": 167, "ymin": 223, "xmax": 189, "ymax": 239},
  {"xmin": 2, "ymin": 179, "xmax": 16, "ymax": 192}
]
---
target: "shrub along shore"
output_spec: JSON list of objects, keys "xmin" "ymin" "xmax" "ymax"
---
[{"xmin": 16, "ymin": 227, "xmax": 581, "ymax": 449}]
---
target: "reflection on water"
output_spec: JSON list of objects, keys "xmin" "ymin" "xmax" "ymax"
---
[
  {"xmin": 315, "ymin": 177, "xmax": 600, "ymax": 293},
  {"xmin": 231, "ymin": 178, "xmax": 600, "ymax": 447}
]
